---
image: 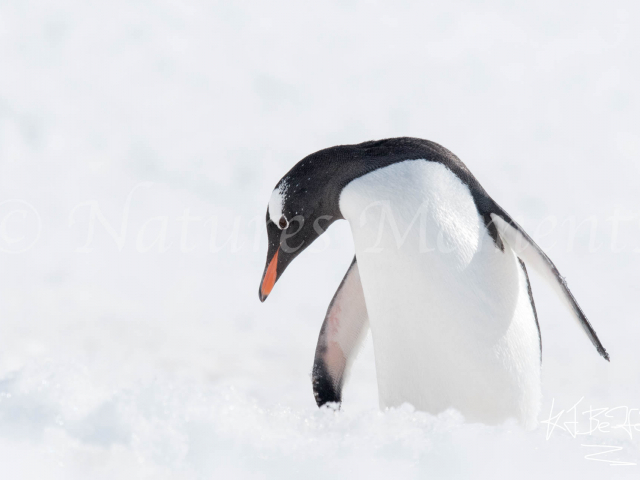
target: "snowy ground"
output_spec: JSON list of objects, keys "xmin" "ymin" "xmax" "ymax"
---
[{"xmin": 1, "ymin": 0, "xmax": 639, "ymax": 478}]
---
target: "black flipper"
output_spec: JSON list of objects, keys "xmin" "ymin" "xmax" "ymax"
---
[{"xmin": 491, "ymin": 210, "xmax": 609, "ymax": 361}]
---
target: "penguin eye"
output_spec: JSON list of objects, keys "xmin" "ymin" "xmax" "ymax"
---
[{"xmin": 278, "ymin": 215, "xmax": 289, "ymax": 230}]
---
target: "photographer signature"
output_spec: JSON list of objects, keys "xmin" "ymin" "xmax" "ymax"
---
[{"xmin": 541, "ymin": 397, "xmax": 639, "ymax": 466}]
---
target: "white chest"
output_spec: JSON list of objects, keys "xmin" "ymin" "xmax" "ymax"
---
[{"xmin": 339, "ymin": 160, "xmax": 541, "ymax": 426}]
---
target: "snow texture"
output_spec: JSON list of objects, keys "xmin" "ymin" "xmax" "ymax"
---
[{"xmin": 0, "ymin": 0, "xmax": 639, "ymax": 478}]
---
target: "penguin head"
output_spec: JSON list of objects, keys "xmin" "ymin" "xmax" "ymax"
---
[
  {"xmin": 258, "ymin": 138, "xmax": 428, "ymax": 301},
  {"xmin": 258, "ymin": 152, "xmax": 344, "ymax": 302}
]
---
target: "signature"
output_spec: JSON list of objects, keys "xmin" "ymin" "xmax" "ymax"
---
[{"xmin": 541, "ymin": 397, "xmax": 639, "ymax": 466}]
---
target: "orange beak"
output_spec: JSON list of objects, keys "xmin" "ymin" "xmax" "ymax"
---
[{"xmin": 260, "ymin": 248, "xmax": 279, "ymax": 301}]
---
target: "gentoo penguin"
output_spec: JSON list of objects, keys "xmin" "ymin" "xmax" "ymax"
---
[{"xmin": 258, "ymin": 137, "xmax": 608, "ymax": 427}]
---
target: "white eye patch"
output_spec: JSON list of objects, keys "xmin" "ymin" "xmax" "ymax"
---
[{"xmin": 268, "ymin": 182, "xmax": 287, "ymax": 226}]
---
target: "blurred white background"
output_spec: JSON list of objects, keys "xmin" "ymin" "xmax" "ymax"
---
[{"xmin": 0, "ymin": 0, "xmax": 639, "ymax": 478}]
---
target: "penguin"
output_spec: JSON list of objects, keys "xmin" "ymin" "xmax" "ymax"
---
[{"xmin": 258, "ymin": 137, "xmax": 608, "ymax": 427}]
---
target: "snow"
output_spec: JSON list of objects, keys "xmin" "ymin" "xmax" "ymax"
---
[{"xmin": 0, "ymin": 0, "xmax": 639, "ymax": 478}]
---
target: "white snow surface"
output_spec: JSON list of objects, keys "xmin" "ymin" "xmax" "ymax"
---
[{"xmin": 0, "ymin": 0, "xmax": 639, "ymax": 478}]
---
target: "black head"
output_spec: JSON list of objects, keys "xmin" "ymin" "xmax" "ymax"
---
[
  {"xmin": 258, "ymin": 147, "xmax": 346, "ymax": 302},
  {"xmin": 258, "ymin": 137, "xmax": 485, "ymax": 301}
]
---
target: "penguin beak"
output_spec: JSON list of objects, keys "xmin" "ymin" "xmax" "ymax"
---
[
  {"xmin": 259, "ymin": 211, "xmax": 329, "ymax": 302},
  {"xmin": 259, "ymin": 248, "xmax": 279, "ymax": 302}
]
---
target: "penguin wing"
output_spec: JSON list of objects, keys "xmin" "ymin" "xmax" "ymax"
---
[
  {"xmin": 490, "ymin": 210, "xmax": 609, "ymax": 361},
  {"xmin": 312, "ymin": 256, "xmax": 370, "ymax": 407}
]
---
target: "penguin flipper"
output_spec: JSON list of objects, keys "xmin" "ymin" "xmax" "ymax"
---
[
  {"xmin": 312, "ymin": 256, "xmax": 370, "ymax": 407},
  {"xmin": 490, "ymin": 211, "xmax": 609, "ymax": 361}
]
